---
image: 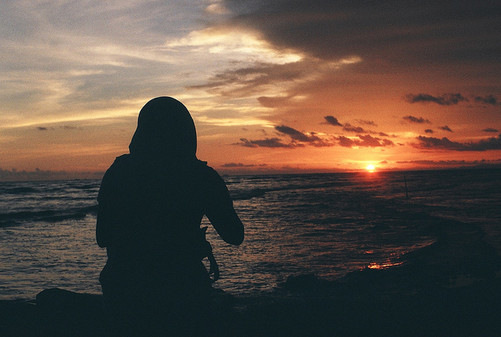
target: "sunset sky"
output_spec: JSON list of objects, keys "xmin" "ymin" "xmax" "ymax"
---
[{"xmin": 1, "ymin": 0, "xmax": 500, "ymax": 178}]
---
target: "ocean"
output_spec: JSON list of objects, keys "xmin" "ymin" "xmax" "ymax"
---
[{"xmin": 1, "ymin": 168, "xmax": 500, "ymax": 300}]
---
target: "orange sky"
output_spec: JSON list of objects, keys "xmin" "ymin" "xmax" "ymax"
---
[{"xmin": 1, "ymin": 1, "xmax": 500, "ymax": 179}]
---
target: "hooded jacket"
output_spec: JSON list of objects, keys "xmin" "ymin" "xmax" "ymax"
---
[{"xmin": 96, "ymin": 97, "xmax": 243, "ymax": 289}]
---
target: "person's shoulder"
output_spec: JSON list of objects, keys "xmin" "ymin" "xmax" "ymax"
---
[
  {"xmin": 102, "ymin": 154, "xmax": 131, "ymax": 180},
  {"xmin": 113, "ymin": 154, "xmax": 131, "ymax": 166},
  {"xmin": 98, "ymin": 154, "xmax": 130, "ymax": 198},
  {"xmin": 108, "ymin": 154, "xmax": 132, "ymax": 170},
  {"xmin": 193, "ymin": 160, "xmax": 226, "ymax": 184},
  {"xmin": 194, "ymin": 160, "xmax": 218, "ymax": 176}
]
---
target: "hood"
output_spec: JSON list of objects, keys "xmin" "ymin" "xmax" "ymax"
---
[{"xmin": 129, "ymin": 97, "xmax": 197, "ymax": 160}]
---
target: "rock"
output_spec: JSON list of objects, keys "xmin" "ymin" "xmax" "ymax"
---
[
  {"xmin": 0, "ymin": 300, "xmax": 38, "ymax": 337},
  {"xmin": 36, "ymin": 288, "xmax": 105, "ymax": 337}
]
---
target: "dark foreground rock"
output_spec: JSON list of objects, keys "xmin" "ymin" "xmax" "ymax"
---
[
  {"xmin": 1, "ymin": 273, "xmax": 500, "ymax": 337},
  {"xmin": 0, "ymin": 289, "xmax": 106, "ymax": 337}
]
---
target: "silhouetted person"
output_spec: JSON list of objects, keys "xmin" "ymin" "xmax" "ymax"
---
[{"xmin": 96, "ymin": 97, "xmax": 244, "ymax": 336}]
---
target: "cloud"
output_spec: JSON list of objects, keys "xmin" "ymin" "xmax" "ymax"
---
[
  {"xmin": 425, "ymin": 129, "xmax": 434, "ymax": 134},
  {"xmin": 337, "ymin": 134, "xmax": 394, "ymax": 148},
  {"xmin": 275, "ymin": 125, "xmax": 320, "ymax": 142},
  {"xmin": 275, "ymin": 125, "xmax": 335, "ymax": 147},
  {"xmin": 258, "ymin": 95, "xmax": 295, "ymax": 108},
  {"xmin": 36, "ymin": 125, "xmax": 78, "ymax": 131},
  {"xmin": 166, "ymin": 25, "xmax": 302, "ymax": 65},
  {"xmin": 405, "ymin": 93, "xmax": 468, "ymax": 105},
  {"xmin": 407, "ymin": 93, "xmax": 500, "ymax": 107},
  {"xmin": 439, "ymin": 125, "xmax": 453, "ymax": 132},
  {"xmin": 189, "ymin": 61, "xmax": 301, "ymax": 97},
  {"xmin": 235, "ymin": 137, "xmax": 299, "ymax": 148},
  {"xmin": 337, "ymin": 136, "xmax": 355, "ymax": 148},
  {"xmin": 234, "ymin": 124, "xmax": 334, "ymax": 148},
  {"xmin": 324, "ymin": 115, "xmax": 342, "ymax": 127},
  {"xmin": 483, "ymin": 128, "xmax": 499, "ymax": 133},
  {"xmin": 205, "ymin": 2, "xmax": 232, "ymax": 15},
  {"xmin": 359, "ymin": 134, "xmax": 394, "ymax": 147},
  {"xmin": 62, "ymin": 125, "xmax": 78, "ymax": 130},
  {"xmin": 356, "ymin": 119, "xmax": 377, "ymax": 126},
  {"xmin": 323, "ymin": 117, "xmax": 370, "ymax": 133},
  {"xmin": 222, "ymin": 0, "xmax": 500, "ymax": 69},
  {"xmin": 342, "ymin": 123, "xmax": 367, "ymax": 133},
  {"xmin": 396, "ymin": 159, "xmax": 501, "ymax": 168},
  {"xmin": 190, "ymin": 56, "xmax": 359, "ymax": 98},
  {"xmin": 415, "ymin": 134, "xmax": 501, "ymax": 151},
  {"xmin": 403, "ymin": 115, "xmax": 431, "ymax": 124},
  {"xmin": 324, "ymin": 117, "xmax": 390, "ymax": 137},
  {"xmin": 474, "ymin": 95, "xmax": 498, "ymax": 106},
  {"xmin": 221, "ymin": 162, "xmax": 265, "ymax": 167}
]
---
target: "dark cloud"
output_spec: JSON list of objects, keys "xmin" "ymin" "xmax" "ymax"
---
[
  {"xmin": 397, "ymin": 160, "xmax": 466, "ymax": 166},
  {"xmin": 221, "ymin": 162, "xmax": 265, "ymax": 168},
  {"xmin": 223, "ymin": 0, "xmax": 500, "ymax": 67},
  {"xmin": 235, "ymin": 124, "xmax": 335, "ymax": 148},
  {"xmin": 483, "ymin": 128, "xmax": 499, "ymax": 133},
  {"xmin": 405, "ymin": 93, "xmax": 468, "ymax": 105},
  {"xmin": 342, "ymin": 123, "xmax": 367, "ymax": 133},
  {"xmin": 415, "ymin": 134, "xmax": 501, "ymax": 151},
  {"xmin": 275, "ymin": 125, "xmax": 320, "ymax": 142},
  {"xmin": 235, "ymin": 137, "xmax": 298, "ymax": 148},
  {"xmin": 403, "ymin": 115, "xmax": 431, "ymax": 124},
  {"xmin": 324, "ymin": 115, "xmax": 342, "ymax": 127},
  {"xmin": 439, "ymin": 125, "xmax": 453, "ymax": 132},
  {"xmin": 276, "ymin": 125, "xmax": 335, "ymax": 147},
  {"xmin": 397, "ymin": 159, "xmax": 501, "ymax": 168},
  {"xmin": 359, "ymin": 134, "xmax": 394, "ymax": 147},
  {"xmin": 36, "ymin": 125, "xmax": 80, "ymax": 132},
  {"xmin": 474, "ymin": 95, "xmax": 498, "ymax": 106},
  {"xmin": 324, "ymin": 117, "xmax": 388, "ymax": 136},
  {"xmin": 425, "ymin": 129, "xmax": 434, "ymax": 134},
  {"xmin": 337, "ymin": 136, "xmax": 355, "ymax": 148},
  {"xmin": 337, "ymin": 134, "xmax": 394, "ymax": 148}
]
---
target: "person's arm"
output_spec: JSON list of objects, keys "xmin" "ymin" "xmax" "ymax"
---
[
  {"xmin": 204, "ymin": 170, "xmax": 244, "ymax": 245},
  {"xmin": 96, "ymin": 204, "xmax": 111, "ymax": 248},
  {"xmin": 96, "ymin": 167, "xmax": 115, "ymax": 248}
]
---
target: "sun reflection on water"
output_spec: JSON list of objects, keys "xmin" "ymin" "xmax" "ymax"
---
[{"xmin": 367, "ymin": 261, "xmax": 403, "ymax": 270}]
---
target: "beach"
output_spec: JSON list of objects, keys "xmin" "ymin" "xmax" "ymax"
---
[{"xmin": 1, "ymin": 168, "xmax": 500, "ymax": 335}]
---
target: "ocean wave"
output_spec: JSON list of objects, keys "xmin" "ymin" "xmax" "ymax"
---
[
  {"xmin": 64, "ymin": 181, "xmax": 100, "ymax": 190},
  {"xmin": 230, "ymin": 180, "xmax": 346, "ymax": 201},
  {"xmin": 231, "ymin": 188, "xmax": 267, "ymax": 200},
  {"xmin": 0, "ymin": 186, "xmax": 40, "ymax": 195},
  {"xmin": 0, "ymin": 205, "xmax": 97, "ymax": 227}
]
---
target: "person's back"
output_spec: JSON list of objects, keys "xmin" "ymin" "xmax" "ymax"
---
[{"xmin": 96, "ymin": 97, "xmax": 244, "ymax": 336}]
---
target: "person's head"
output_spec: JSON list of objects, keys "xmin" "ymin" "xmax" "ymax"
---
[{"xmin": 129, "ymin": 97, "xmax": 197, "ymax": 160}]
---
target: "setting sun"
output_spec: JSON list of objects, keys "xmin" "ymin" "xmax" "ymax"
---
[{"xmin": 366, "ymin": 164, "xmax": 376, "ymax": 172}]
